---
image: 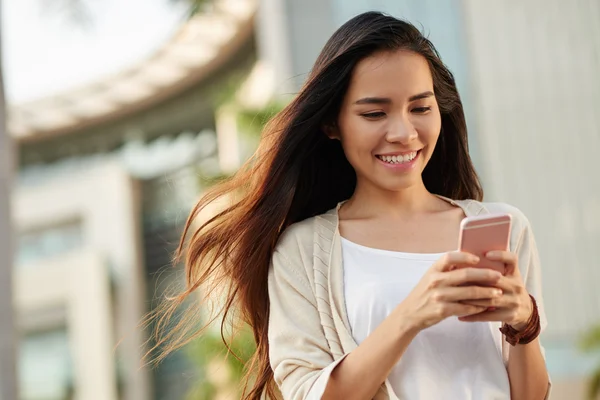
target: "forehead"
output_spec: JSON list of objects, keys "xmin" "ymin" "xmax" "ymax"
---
[{"xmin": 346, "ymin": 50, "xmax": 434, "ymax": 99}]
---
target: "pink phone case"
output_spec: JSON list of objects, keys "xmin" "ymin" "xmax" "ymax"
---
[{"xmin": 457, "ymin": 213, "xmax": 512, "ymax": 274}]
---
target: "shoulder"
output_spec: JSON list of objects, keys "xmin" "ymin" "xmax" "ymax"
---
[
  {"xmin": 480, "ymin": 201, "xmax": 530, "ymax": 227},
  {"xmin": 269, "ymin": 211, "xmax": 335, "ymax": 290},
  {"xmin": 275, "ymin": 207, "xmax": 337, "ymax": 254},
  {"xmin": 275, "ymin": 216, "xmax": 317, "ymax": 256},
  {"xmin": 272, "ymin": 207, "xmax": 337, "ymax": 283}
]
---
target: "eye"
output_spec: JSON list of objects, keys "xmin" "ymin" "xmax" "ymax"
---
[
  {"xmin": 412, "ymin": 107, "xmax": 432, "ymax": 114},
  {"xmin": 361, "ymin": 112, "xmax": 386, "ymax": 119}
]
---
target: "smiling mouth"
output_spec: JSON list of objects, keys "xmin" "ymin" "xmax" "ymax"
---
[{"xmin": 376, "ymin": 150, "xmax": 420, "ymax": 165}]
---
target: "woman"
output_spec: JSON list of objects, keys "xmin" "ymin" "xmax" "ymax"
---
[{"xmin": 159, "ymin": 11, "xmax": 550, "ymax": 400}]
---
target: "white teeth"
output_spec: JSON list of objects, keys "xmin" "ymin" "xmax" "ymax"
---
[{"xmin": 378, "ymin": 151, "xmax": 418, "ymax": 164}]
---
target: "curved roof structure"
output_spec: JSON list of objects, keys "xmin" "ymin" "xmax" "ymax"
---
[{"xmin": 9, "ymin": 0, "xmax": 257, "ymax": 143}]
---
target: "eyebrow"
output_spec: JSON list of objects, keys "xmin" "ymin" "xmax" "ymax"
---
[
  {"xmin": 353, "ymin": 91, "xmax": 434, "ymax": 105},
  {"xmin": 408, "ymin": 91, "xmax": 434, "ymax": 101}
]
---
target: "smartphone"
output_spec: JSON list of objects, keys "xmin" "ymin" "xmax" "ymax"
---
[{"xmin": 457, "ymin": 213, "xmax": 512, "ymax": 274}]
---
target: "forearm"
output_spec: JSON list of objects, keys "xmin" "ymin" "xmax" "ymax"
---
[
  {"xmin": 507, "ymin": 338, "xmax": 549, "ymax": 400},
  {"xmin": 322, "ymin": 308, "xmax": 419, "ymax": 400}
]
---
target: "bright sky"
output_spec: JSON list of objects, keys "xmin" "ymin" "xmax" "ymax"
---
[{"xmin": 2, "ymin": 0, "xmax": 189, "ymax": 104}]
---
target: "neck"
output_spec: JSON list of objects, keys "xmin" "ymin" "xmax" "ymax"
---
[{"xmin": 343, "ymin": 179, "xmax": 444, "ymax": 219}]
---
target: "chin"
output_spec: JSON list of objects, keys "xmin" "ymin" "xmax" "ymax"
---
[{"xmin": 373, "ymin": 176, "xmax": 422, "ymax": 192}]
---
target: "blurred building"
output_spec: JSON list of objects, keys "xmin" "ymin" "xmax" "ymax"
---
[
  {"xmin": 8, "ymin": 0, "xmax": 262, "ymax": 399},
  {"xmin": 6, "ymin": 0, "xmax": 600, "ymax": 399}
]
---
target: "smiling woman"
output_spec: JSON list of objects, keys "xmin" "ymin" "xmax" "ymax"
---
[{"xmin": 154, "ymin": 11, "xmax": 550, "ymax": 400}]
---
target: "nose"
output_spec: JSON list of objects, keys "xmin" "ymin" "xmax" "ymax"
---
[{"xmin": 385, "ymin": 115, "xmax": 418, "ymax": 144}]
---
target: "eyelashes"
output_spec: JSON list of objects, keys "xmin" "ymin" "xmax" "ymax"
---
[
  {"xmin": 412, "ymin": 107, "xmax": 431, "ymax": 113},
  {"xmin": 361, "ymin": 107, "xmax": 432, "ymax": 119},
  {"xmin": 361, "ymin": 112, "xmax": 386, "ymax": 119}
]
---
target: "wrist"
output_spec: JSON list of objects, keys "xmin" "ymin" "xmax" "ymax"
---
[
  {"xmin": 511, "ymin": 295, "xmax": 534, "ymax": 331},
  {"xmin": 392, "ymin": 305, "xmax": 422, "ymax": 338},
  {"xmin": 500, "ymin": 294, "xmax": 541, "ymax": 346}
]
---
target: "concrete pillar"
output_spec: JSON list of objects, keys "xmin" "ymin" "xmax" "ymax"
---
[{"xmin": 0, "ymin": 2, "xmax": 18, "ymax": 398}]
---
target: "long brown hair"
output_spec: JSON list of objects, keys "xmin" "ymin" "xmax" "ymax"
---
[{"xmin": 151, "ymin": 11, "xmax": 482, "ymax": 399}]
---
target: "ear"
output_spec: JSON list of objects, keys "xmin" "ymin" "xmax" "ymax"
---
[{"xmin": 322, "ymin": 122, "xmax": 341, "ymax": 141}]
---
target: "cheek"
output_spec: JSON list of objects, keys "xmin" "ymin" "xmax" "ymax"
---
[
  {"xmin": 414, "ymin": 115, "xmax": 442, "ymax": 145},
  {"xmin": 339, "ymin": 116, "xmax": 380, "ymax": 156}
]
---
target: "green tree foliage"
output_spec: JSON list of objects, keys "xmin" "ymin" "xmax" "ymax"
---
[
  {"xmin": 185, "ymin": 325, "xmax": 256, "ymax": 399},
  {"xmin": 581, "ymin": 324, "xmax": 600, "ymax": 399}
]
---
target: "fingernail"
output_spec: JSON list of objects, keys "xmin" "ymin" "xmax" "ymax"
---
[
  {"xmin": 486, "ymin": 251, "xmax": 499, "ymax": 258},
  {"xmin": 471, "ymin": 255, "xmax": 480, "ymax": 263},
  {"xmin": 494, "ymin": 289, "xmax": 503, "ymax": 296},
  {"xmin": 489, "ymin": 271, "xmax": 502, "ymax": 279}
]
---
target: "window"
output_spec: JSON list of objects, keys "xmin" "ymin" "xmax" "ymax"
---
[
  {"xmin": 16, "ymin": 221, "xmax": 83, "ymax": 268},
  {"xmin": 19, "ymin": 328, "xmax": 74, "ymax": 400}
]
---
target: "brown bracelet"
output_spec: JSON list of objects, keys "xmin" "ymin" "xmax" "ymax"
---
[{"xmin": 499, "ymin": 294, "xmax": 541, "ymax": 346}]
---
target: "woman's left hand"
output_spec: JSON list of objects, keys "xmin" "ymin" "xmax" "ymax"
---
[{"xmin": 458, "ymin": 251, "xmax": 533, "ymax": 330}]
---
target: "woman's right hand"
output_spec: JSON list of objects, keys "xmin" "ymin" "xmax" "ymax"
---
[{"xmin": 397, "ymin": 251, "xmax": 504, "ymax": 332}]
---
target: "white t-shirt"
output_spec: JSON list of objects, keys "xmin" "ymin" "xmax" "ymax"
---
[{"xmin": 342, "ymin": 237, "xmax": 511, "ymax": 400}]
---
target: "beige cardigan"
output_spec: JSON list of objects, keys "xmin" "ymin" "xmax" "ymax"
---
[{"xmin": 268, "ymin": 197, "xmax": 549, "ymax": 399}]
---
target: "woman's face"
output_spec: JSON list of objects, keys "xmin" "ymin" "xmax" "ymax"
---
[{"xmin": 329, "ymin": 50, "xmax": 442, "ymax": 193}]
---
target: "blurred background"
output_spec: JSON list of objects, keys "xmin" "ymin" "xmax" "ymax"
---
[{"xmin": 0, "ymin": 0, "xmax": 599, "ymax": 399}]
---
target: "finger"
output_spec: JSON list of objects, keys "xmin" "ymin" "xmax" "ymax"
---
[
  {"xmin": 458, "ymin": 309, "xmax": 512, "ymax": 323},
  {"xmin": 486, "ymin": 275, "xmax": 519, "ymax": 293},
  {"xmin": 434, "ymin": 286, "xmax": 503, "ymax": 302},
  {"xmin": 486, "ymin": 251, "xmax": 519, "ymax": 276},
  {"xmin": 461, "ymin": 296, "xmax": 508, "ymax": 308},
  {"xmin": 432, "ymin": 251, "xmax": 480, "ymax": 272},
  {"xmin": 443, "ymin": 303, "xmax": 489, "ymax": 318},
  {"xmin": 485, "ymin": 250, "xmax": 517, "ymax": 264},
  {"xmin": 440, "ymin": 267, "xmax": 502, "ymax": 287}
]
